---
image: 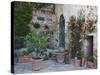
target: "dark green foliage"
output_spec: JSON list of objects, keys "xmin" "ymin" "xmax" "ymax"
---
[
  {"xmin": 76, "ymin": 17, "xmax": 85, "ymax": 29},
  {"xmin": 32, "ymin": 22, "xmax": 40, "ymax": 29},
  {"xmin": 86, "ymin": 20, "xmax": 94, "ymax": 33},
  {"xmin": 20, "ymin": 47, "xmax": 35, "ymax": 56},
  {"xmin": 69, "ymin": 9, "xmax": 86, "ymax": 59},
  {"xmin": 49, "ymin": 52, "xmax": 52, "ymax": 58},
  {"xmin": 88, "ymin": 55, "xmax": 94, "ymax": 62},
  {"xmin": 76, "ymin": 50, "xmax": 82, "ymax": 59},
  {"xmin": 27, "ymin": 47, "xmax": 35, "ymax": 53},
  {"xmin": 14, "ymin": 2, "xmax": 33, "ymax": 36},
  {"xmin": 15, "ymin": 36, "xmax": 26, "ymax": 49},
  {"xmin": 20, "ymin": 48, "xmax": 35, "ymax": 56},
  {"xmin": 43, "ymin": 52, "xmax": 53, "ymax": 60},
  {"xmin": 43, "ymin": 54, "xmax": 49, "ymax": 60},
  {"xmin": 68, "ymin": 15, "xmax": 84, "ymax": 58}
]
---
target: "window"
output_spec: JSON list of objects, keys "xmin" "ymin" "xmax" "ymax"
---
[{"xmin": 37, "ymin": 16, "xmax": 44, "ymax": 21}]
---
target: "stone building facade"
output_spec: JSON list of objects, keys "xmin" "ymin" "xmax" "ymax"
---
[
  {"xmin": 29, "ymin": 8, "xmax": 56, "ymax": 32},
  {"xmin": 54, "ymin": 4, "xmax": 97, "ymax": 66},
  {"xmin": 30, "ymin": 4, "xmax": 97, "ymax": 61}
]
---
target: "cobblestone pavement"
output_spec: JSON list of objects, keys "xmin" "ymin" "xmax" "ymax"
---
[{"xmin": 14, "ymin": 60, "xmax": 90, "ymax": 74}]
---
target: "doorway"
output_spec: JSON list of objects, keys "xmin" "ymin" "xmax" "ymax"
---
[
  {"xmin": 59, "ymin": 14, "xmax": 65, "ymax": 49},
  {"xmin": 88, "ymin": 36, "xmax": 93, "ymax": 57}
]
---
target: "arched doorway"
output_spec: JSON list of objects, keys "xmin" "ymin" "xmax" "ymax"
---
[{"xmin": 59, "ymin": 14, "xmax": 65, "ymax": 49}]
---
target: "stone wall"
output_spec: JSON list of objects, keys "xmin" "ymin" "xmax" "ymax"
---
[
  {"xmin": 29, "ymin": 8, "xmax": 56, "ymax": 32},
  {"xmin": 29, "ymin": 4, "xmax": 97, "ymax": 53}
]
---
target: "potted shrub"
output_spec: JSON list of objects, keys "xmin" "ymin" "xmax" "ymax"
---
[
  {"xmin": 55, "ymin": 47, "xmax": 65, "ymax": 63},
  {"xmin": 25, "ymin": 29, "xmax": 51, "ymax": 70},
  {"xmin": 18, "ymin": 50, "xmax": 32, "ymax": 63},
  {"xmin": 87, "ymin": 55, "xmax": 94, "ymax": 68},
  {"xmin": 74, "ymin": 51, "xmax": 82, "ymax": 67}
]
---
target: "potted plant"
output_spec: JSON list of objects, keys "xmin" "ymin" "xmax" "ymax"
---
[
  {"xmin": 74, "ymin": 50, "xmax": 82, "ymax": 67},
  {"xmin": 25, "ymin": 29, "xmax": 51, "ymax": 70},
  {"xmin": 18, "ymin": 50, "xmax": 32, "ymax": 63},
  {"xmin": 55, "ymin": 47, "xmax": 65, "ymax": 63},
  {"xmin": 87, "ymin": 55, "xmax": 94, "ymax": 68}
]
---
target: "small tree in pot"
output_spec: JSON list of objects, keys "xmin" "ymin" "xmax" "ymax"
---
[{"xmin": 25, "ymin": 29, "xmax": 51, "ymax": 70}]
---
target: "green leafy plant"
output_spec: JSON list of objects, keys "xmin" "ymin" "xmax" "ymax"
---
[
  {"xmin": 68, "ymin": 16, "xmax": 82, "ymax": 58},
  {"xmin": 43, "ymin": 54, "xmax": 50, "ymax": 60},
  {"xmin": 14, "ymin": 2, "xmax": 33, "ymax": 36},
  {"xmin": 88, "ymin": 55, "xmax": 94, "ymax": 62},
  {"xmin": 86, "ymin": 19, "xmax": 94, "ymax": 34},
  {"xmin": 25, "ymin": 29, "xmax": 51, "ymax": 58},
  {"xmin": 76, "ymin": 50, "xmax": 82, "ymax": 59}
]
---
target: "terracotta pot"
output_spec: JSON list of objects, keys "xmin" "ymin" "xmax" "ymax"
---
[
  {"xmin": 81, "ymin": 57, "xmax": 88, "ymax": 67},
  {"xmin": 31, "ymin": 58, "xmax": 43, "ymax": 71},
  {"xmin": 55, "ymin": 52, "xmax": 65, "ymax": 63},
  {"xmin": 75, "ymin": 59, "xmax": 81, "ymax": 67},
  {"xmin": 19, "ymin": 55, "xmax": 32, "ymax": 63},
  {"xmin": 87, "ymin": 61, "xmax": 94, "ymax": 68}
]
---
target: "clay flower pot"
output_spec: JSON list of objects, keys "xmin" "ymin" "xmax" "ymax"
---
[
  {"xmin": 75, "ymin": 59, "xmax": 81, "ymax": 67},
  {"xmin": 31, "ymin": 58, "xmax": 43, "ymax": 71},
  {"xmin": 19, "ymin": 55, "xmax": 32, "ymax": 63},
  {"xmin": 87, "ymin": 61, "xmax": 94, "ymax": 68},
  {"xmin": 55, "ymin": 52, "xmax": 65, "ymax": 63}
]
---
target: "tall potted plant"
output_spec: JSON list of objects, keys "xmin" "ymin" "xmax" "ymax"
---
[
  {"xmin": 68, "ymin": 14, "xmax": 84, "ymax": 65},
  {"xmin": 25, "ymin": 29, "xmax": 50, "ymax": 70}
]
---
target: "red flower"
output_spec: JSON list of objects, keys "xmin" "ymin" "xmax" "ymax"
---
[
  {"xmin": 82, "ymin": 23, "xmax": 86, "ymax": 33},
  {"xmin": 85, "ymin": 16, "xmax": 90, "ymax": 23}
]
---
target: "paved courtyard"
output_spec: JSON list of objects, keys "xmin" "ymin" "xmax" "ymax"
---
[{"xmin": 14, "ymin": 60, "xmax": 90, "ymax": 74}]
